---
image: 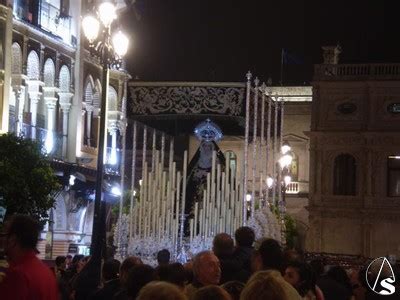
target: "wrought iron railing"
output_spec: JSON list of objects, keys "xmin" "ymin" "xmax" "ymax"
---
[{"xmin": 21, "ymin": 123, "xmax": 63, "ymax": 159}]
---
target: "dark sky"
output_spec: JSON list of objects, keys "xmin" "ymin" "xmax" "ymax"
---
[{"xmin": 121, "ymin": 0, "xmax": 399, "ymax": 85}]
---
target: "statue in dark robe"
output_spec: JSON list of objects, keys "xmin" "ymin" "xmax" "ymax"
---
[{"xmin": 184, "ymin": 120, "xmax": 225, "ymax": 234}]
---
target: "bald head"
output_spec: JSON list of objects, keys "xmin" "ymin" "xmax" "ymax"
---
[{"xmin": 213, "ymin": 233, "xmax": 234, "ymax": 258}]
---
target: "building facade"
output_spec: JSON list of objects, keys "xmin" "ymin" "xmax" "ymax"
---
[
  {"xmin": 0, "ymin": 0, "xmax": 128, "ymax": 258},
  {"xmin": 307, "ymin": 46, "xmax": 400, "ymax": 257}
]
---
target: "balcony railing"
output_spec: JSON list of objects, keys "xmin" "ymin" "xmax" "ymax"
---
[
  {"xmin": 40, "ymin": 2, "xmax": 72, "ymax": 44},
  {"xmin": 314, "ymin": 63, "xmax": 400, "ymax": 81},
  {"xmin": 286, "ymin": 181, "xmax": 309, "ymax": 195},
  {"xmin": 286, "ymin": 182, "xmax": 299, "ymax": 194},
  {"xmin": 21, "ymin": 123, "xmax": 63, "ymax": 159}
]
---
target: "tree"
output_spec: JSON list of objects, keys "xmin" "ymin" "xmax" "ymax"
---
[{"xmin": 0, "ymin": 133, "xmax": 61, "ymax": 223}]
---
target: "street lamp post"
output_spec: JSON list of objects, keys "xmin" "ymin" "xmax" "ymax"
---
[
  {"xmin": 266, "ymin": 141, "xmax": 292, "ymax": 246},
  {"xmin": 82, "ymin": 2, "xmax": 129, "ymax": 258}
]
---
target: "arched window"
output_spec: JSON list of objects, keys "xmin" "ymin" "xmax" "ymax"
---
[
  {"xmin": 59, "ymin": 65, "xmax": 70, "ymax": 92},
  {"xmin": 44, "ymin": 58, "xmax": 55, "ymax": 87},
  {"xmin": 27, "ymin": 51, "xmax": 40, "ymax": 80},
  {"xmin": 84, "ymin": 78, "xmax": 94, "ymax": 105},
  {"xmin": 93, "ymin": 79, "xmax": 102, "ymax": 113},
  {"xmin": 108, "ymin": 85, "xmax": 118, "ymax": 111},
  {"xmin": 83, "ymin": 77, "xmax": 94, "ymax": 147},
  {"xmin": 11, "ymin": 43, "xmax": 22, "ymax": 74},
  {"xmin": 333, "ymin": 154, "xmax": 356, "ymax": 195},
  {"xmin": 225, "ymin": 150, "xmax": 237, "ymax": 173}
]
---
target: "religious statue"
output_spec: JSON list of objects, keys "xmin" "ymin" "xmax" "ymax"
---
[{"xmin": 184, "ymin": 119, "xmax": 225, "ymax": 233}]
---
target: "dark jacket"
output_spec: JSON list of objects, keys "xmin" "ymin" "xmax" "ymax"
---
[
  {"xmin": 233, "ymin": 246, "xmax": 254, "ymax": 274},
  {"xmin": 91, "ymin": 279, "xmax": 120, "ymax": 300}
]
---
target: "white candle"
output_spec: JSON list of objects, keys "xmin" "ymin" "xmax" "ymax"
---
[
  {"xmin": 194, "ymin": 202, "xmax": 198, "ymax": 237},
  {"xmin": 190, "ymin": 219, "xmax": 194, "ymax": 244}
]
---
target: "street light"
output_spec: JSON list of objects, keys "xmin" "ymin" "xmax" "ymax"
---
[
  {"xmin": 82, "ymin": 1, "xmax": 129, "ymax": 259},
  {"xmin": 265, "ymin": 142, "xmax": 293, "ymax": 246}
]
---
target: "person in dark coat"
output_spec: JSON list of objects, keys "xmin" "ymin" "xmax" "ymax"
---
[
  {"xmin": 91, "ymin": 259, "xmax": 121, "ymax": 300},
  {"xmin": 232, "ymin": 226, "xmax": 255, "ymax": 274},
  {"xmin": 213, "ymin": 233, "xmax": 248, "ymax": 283}
]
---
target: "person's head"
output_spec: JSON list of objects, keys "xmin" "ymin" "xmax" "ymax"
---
[
  {"xmin": 157, "ymin": 249, "xmax": 171, "ymax": 266},
  {"xmin": 136, "ymin": 281, "xmax": 187, "ymax": 300},
  {"xmin": 327, "ymin": 265, "xmax": 352, "ymax": 291},
  {"xmin": 102, "ymin": 258, "xmax": 121, "ymax": 281},
  {"xmin": 258, "ymin": 238, "xmax": 284, "ymax": 272},
  {"xmin": 55, "ymin": 256, "xmax": 66, "ymax": 270},
  {"xmin": 183, "ymin": 261, "xmax": 193, "ymax": 283},
  {"xmin": 72, "ymin": 254, "xmax": 86, "ymax": 272},
  {"xmin": 240, "ymin": 271, "xmax": 288, "ymax": 300},
  {"xmin": 250, "ymin": 250, "xmax": 263, "ymax": 273},
  {"xmin": 284, "ymin": 261, "xmax": 316, "ymax": 297},
  {"xmin": 120, "ymin": 256, "xmax": 143, "ymax": 285},
  {"xmin": 193, "ymin": 251, "xmax": 221, "ymax": 286},
  {"xmin": 193, "ymin": 285, "xmax": 232, "ymax": 300},
  {"xmin": 283, "ymin": 248, "xmax": 302, "ymax": 263},
  {"xmin": 213, "ymin": 233, "xmax": 234, "ymax": 258},
  {"xmin": 309, "ymin": 258, "xmax": 324, "ymax": 278},
  {"xmin": 164, "ymin": 263, "xmax": 187, "ymax": 289},
  {"xmin": 234, "ymin": 227, "xmax": 255, "ymax": 248},
  {"xmin": 3, "ymin": 214, "xmax": 40, "ymax": 260},
  {"xmin": 221, "ymin": 281, "xmax": 245, "ymax": 300},
  {"xmin": 125, "ymin": 264, "xmax": 156, "ymax": 298},
  {"xmin": 66, "ymin": 254, "xmax": 73, "ymax": 267}
]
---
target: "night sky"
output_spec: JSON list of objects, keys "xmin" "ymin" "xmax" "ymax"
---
[{"xmin": 121, "ymin": 0, "xmax": 399, "ymax": 85}]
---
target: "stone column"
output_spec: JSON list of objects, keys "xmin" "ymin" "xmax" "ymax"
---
[
  {"xmin": 13, "ymin": 86, "xmax": 24, "ymax": 135},
  {"xmin": 85, "ymin": 104, "xmax": 94, "ymax": 147},
  {"xmin": 70, "ymin": 59, "xmax": 75, "ymax": 92},
  {"xmin": 59, "ymin": 92, "xmax": 73, "ymax": 159},
  {"xmin": 39, "ymin": 45, "xmax": 45, "ymax": 82},
  {"xmin": 22, "ymin": 36, "xmax": 28, "ymax": 74},
  {"xmin": 60, "ymin": 104, "xmax": 71, "ymax": 159},
  {"xmin": 44, "ymin": 96, "xmax": 58, "ymax": 153},
  {"xmin": 28, "ymin": 91, "xmax": 41, "ymax": 140},
  {"xmin": 108, "ymin": 121, "xmax": 118, "ymax": 165}
]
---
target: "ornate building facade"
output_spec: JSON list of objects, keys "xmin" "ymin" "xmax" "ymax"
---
[
  {"xmin": 307, "ymin": 46, "xmax": 400, "ymax": 257},
  {"xmin": 0, "ymin": 0, "xmax": 128, "ymax": 258}
]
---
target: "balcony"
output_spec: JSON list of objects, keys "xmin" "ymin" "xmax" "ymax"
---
[
  {"xmin": 286, "ymin": 181, "xmax": 309, "ymax": 195},
  {"xmin": 314, "ymin": 63, "xmax": 400, "ymax": 81},
  {"xmin": 21, "ymin": 123, "xmax": 63, "ymax": 159},
  {"xmin": 13, "ymin": 1, "xmax": 72, "ymax": 45},
  {"xmin": 39, "ymin": 2, "xmax": 72, "ymax": 44}
]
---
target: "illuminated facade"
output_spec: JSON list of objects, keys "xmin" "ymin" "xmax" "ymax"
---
[
  {"xmin": 307, "ymin": 46, "xmax": 400, "ymax": 257},
  {"xmin": 0, "ymin": 0, "xmax": 128, "ymax": 258}
]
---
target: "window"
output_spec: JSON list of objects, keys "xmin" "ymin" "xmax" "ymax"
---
[
  {"xmin": 290, "ymin": 152, "xmax": 298, "ymax": 181},
  {"xmin": 333, "ymin": 154, "xmax": 356, "ymax": 195},
  {"xmin": 337, "ymin": 102, "xmax": 357, "ymax": 115},
  {"xmin": 388, "ymin": 156, "xmax": 400, "ymax": 197},
  {"xmin": 387, "ymin": 103, "xmax": 400, "ymax": 114}
]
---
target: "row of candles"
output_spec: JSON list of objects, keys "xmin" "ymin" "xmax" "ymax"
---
[{"xmin": 130, "ymin": 146, "xmax": 246, "ymax": 248}]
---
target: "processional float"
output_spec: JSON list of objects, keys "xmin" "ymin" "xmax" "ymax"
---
[{"xmin": 114, "ymin": 72, "xmax": 287, "ymax": 264}]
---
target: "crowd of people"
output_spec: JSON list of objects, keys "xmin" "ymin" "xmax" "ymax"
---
[{"xmin": 0, "ymin": 214, "xmax": 399, "ymax": 299}]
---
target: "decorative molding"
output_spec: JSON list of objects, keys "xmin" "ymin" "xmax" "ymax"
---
[{"xmin": 129, "ymin": 85, "xmax": 245, "ymax": 116}]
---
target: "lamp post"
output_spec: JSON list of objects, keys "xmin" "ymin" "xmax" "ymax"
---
[
  {"xmin": 82, "ymin": 2, "xmax": 129, "ymax": 258},
  {"xmin": 266, "ymin": 141, "xmax": 292, "ymax": 246}
]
